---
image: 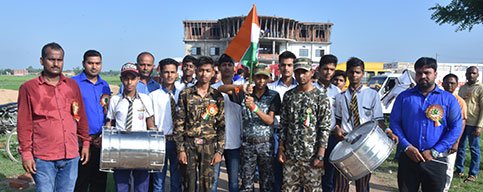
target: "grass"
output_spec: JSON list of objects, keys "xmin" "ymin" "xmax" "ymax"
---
[{"xmin": 0, "ymin": 75, "xmax": 121, "ymax": 91}]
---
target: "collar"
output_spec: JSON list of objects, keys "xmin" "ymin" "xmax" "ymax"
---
[
  {"xmin": 38, "ymin": 72, "xmax": 67, "ymax": 85},
  {"xmin": 349, "ymin": 84, "xmax": 363, "ymax": 94},
  {"xmin": 277, "ymin": 77, "xmax": 297, "ymax": 86},
  {"xmin": 193, "ymin": 84, "xmax": 215, "ymax": 97},
  {"xmin": 181, "ymin": 76, "xmax": 196, "ymax": 84},
  {"xmin": 251, "ymin": 86, "xmax": 271, "ymax": 98},
  {"xmin": 161, "ymin": 84, "xmax": 176, "ymax": 95},
  {"xmin": 146, "ymin": 78, "xmax": 157, "ymax": 85},
  {"xmin": 410, "ymin": 84, "xmax": 442, "ymax": 95},
  {"xmin": 79, "ymin": 71, "xmax": 103, "ymax": 84},
  {"xmin": 121, "ymin": 91, "xmax": 140, "ymax": 101}
]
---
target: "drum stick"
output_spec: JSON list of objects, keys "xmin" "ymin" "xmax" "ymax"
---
[{"xmin": 430, "ymin": 159, "xmax": 448, "ymax": 165}]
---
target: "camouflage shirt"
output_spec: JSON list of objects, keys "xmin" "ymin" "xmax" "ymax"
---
[
  {"xmin": 174, "ymin": 85, "xmax": 225, "ymax": 154},
  {"xmin": 280, "ymin": 87, "xmax": 331, "ymax": 161},
  {"xmin": 230, "ymin": 87, "xmax": 282, "ymax": 139}
]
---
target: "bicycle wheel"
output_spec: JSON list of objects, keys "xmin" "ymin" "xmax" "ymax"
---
[{"xmin": 6, "ymin": 128, "xmax": 20, "ymax": 162}]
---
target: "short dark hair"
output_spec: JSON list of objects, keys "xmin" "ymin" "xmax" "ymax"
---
[
  {"xmin": 333, "ymin": 70, "xmax": 346, "ymax": 79},
  {"xmin": 182, "ymin": 55, "xmax": 197, "ymax": 64},
  {"xmin": 41, "ymin": 42, "xmax": 64, "ymax": 58},
  {"xmin": 237, "ymin": 68, "xmax": 244, "ymax": 75},
  {"xmin": 414, "ymin": 57, "xmax": 437, "ymax": 72},
  {"xmin": 443, "ymin": 73, "xmax": 459, "ymax": 82},
  {"xmin": 279, "ymin": 51, "xmax": 296, "ymax": 63},
  {"xmin": 195, "ymin": 56, "xmax": 215, "ymax": 68},
  {"xmin": 83, "ymin": 50, "xmax": 102, "ymax": 62},
  {"xmin": 346, "ymin": 57, "xmax": 365, "ymax": 72},
  {"xmin": 137, "ymin": 52, "xmax": 155, "ymax": 63},
  {"xmin": 217, "ymin": 54, "xmax": 234, "ymax": 66},
  {"xmin": 319, "ymin": 54, "xmax": 338, "ymax": 67},
  {"xmin": 158, "ymin": 58, "xmax": 179, "ymax": 71}
]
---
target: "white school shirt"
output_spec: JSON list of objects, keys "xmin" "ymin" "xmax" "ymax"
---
[
  {"xmin": 149, "ymin": 87, "xmax": 180, "ymax": 135},
  {"xmin": 314, "ymin": 82, "xmax": 341, "ymax": 130},
  {"xmin": 268, "ymin": 78, "xmax": 298, "ymax": 125},
  {"xmin": 174, "ymin": 78, "xmax": 196, "ymax": 91},
  {"xmin": 107, "ymin": 93, "xmax": 154, "ymax": 131},
  {"xmin": 211, "ymin": 80, "xmax": 244, "ymax": 149},
  {"xmin": 334, "ymin": 86, "xmax": 383, "ymax": 133}
]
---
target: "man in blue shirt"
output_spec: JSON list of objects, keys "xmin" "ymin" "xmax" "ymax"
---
[
  {"xmin": 119, "ymin": 52, "xmax": 160, "ymax": 94},
  {"xmin": 72, "ymin": 50, "xmax": 111, "ymax": 192},
  {"xmin": 390, "ymin": 57, "xmax": 462, "ymax": 192}
]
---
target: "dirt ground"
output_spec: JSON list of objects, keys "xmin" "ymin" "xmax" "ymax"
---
[{"xmin": 0, "ymin": 89, "xmax": 18, "ymax": 104}]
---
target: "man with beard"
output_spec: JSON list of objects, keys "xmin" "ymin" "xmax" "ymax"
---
[
  {"xmin": 72, "ymin": 50, "xmax": 111, "ymax": 192},
  {"xmin": 175, "ymin": 55, "xmax": 197, "ymax": 90},
  {"xmin": 278, "ymin": 58, "xmax": 330, "ymax": 192},
  {"xmin": 455, "ymin": 66, "xmax": 483, "ymax": 183},
  {"xmin": 17, "ymin": 42, "xmax": 90, "ymax": 191},
  {"xmin": 119, "ymin": 52, "xmax": 160, "ymax": 94},
  {"xmin": 391, "ymin": 57, "xmax": 462, "ymax": 191},
  {"xmin": 150, "ymin": 58, "xmax": 182, "ymax": 192},
  {"xmin": 174, "ymin": 56, "xmax": 225, "ymax": 192}
]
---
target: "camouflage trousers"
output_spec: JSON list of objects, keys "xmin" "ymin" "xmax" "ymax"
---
[
  {"xmin": 282, "ymin": 159, "xmax": 323, "ymax": 192},
  {"xmin": 179, "ymin": 141, "xmax": 216, "ymax": 192},
  {"xmin": 240, "ymin": 141, "xmax": 273, "ymax": 192}
]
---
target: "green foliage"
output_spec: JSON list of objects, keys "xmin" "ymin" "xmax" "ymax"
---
[{"xmin": 430, "ymin": 0, "xmax": 483, "ymax": 31}]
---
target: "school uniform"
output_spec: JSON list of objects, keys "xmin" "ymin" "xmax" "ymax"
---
[
  {"xmin": 334, "ymin": 86, "xmax": 383, "ymax": 192},
  {"xmin": 106, "ymin": 93, "xmax": 154, "ymax": 192}
]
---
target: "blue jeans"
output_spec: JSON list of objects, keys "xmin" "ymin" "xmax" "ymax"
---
[
  {"xmin": 212, "ymin": 148, "xmax": 241, "ymax": 192},
  {"xmin": 322, "ymin": 134, "xmax": 338, "ymax": 192},
  {"xmin": 33, "ymin": 156, "xmax": 79, "ymax": 192},
  {"xmin": 273, "ymin": 132, "xmax": 283, "ymax": 192},
  {"xmin": 455, "ymin": 125, "xmax": 481, "ymax": 176},
  {"xmin": 153, "ymin": 140, "xmax": 181, "ymax": 192},
  {"xmin": 114, "ymin": 170, "xmax": 149, "ymax": 192}
]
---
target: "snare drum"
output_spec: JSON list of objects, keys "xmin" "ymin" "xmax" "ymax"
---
[
  {"xmin": 100, "ymin": 127, "xmax": 166, "ymax": 172},
  {"xmin": 329, "ymin": 121, "xmax": 395, "ymax": 181}
]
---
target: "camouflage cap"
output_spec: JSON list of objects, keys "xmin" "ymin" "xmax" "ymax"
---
[
  {"xmin": 253, "ymin": 64, "xmax": 271, "ymax": 77},
  {"xmin": 294, "ymin": 58, "xmax": 313, "ymax": 71}
]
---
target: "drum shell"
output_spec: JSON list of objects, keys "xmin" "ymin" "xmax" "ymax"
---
[
  {"xmin": 100, "ymin": 128, "xmax": 165, "ymax": 172},
  {"xmin": 329, "ymin": 121, "xmax": 395, "ymax": 181}
]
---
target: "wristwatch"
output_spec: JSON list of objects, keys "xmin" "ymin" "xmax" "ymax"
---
[
  {"xmin": 431, "ymin": 149, "xmax": 440, "ymax": 158},
  {"xmin": 317, "ymin": 155, "xmax": 324, "ymax": 161}
]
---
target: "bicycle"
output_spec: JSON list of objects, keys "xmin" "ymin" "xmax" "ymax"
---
[{"xmin": 6, "ymin": 128, "xmax": 20, "ymax": 162}]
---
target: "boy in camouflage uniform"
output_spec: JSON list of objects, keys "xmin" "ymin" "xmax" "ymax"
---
[
  {"xmin": 219, "ymin": 65, "xmax": 282, "ymax": 192},
  {"xmin": 174, "ymin": 56, "xmax": 225, "ymax": 192},
  {"xmin": 278, "ymin": 58, "xmax": 331, "ymax": 192}
]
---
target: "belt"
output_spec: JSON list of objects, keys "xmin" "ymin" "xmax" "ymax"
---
[
  {"xmin": 186, "ymin": 137, "xmax": 215, "ymax": 145},
  {"xmin": 165, "ymin": 135, "xmax": 175, "ymax": 141},
  {"xmin": 243, "ymin": 136, "xmax": 271, "ymax": 144}
]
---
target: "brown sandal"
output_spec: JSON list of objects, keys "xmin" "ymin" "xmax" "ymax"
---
[{"xmin": 464, "ymin": 175, "xmax": 477, "ymax": 183}]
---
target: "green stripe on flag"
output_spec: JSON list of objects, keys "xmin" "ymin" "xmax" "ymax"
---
[{"xmin": 240, "ymin": 42, "xmax": 258, "ymax": 69}]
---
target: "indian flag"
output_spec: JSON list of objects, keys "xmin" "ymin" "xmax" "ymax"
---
[{"xmin": 224, "ymin": 4, "xmax": 260, "ymax": 70}]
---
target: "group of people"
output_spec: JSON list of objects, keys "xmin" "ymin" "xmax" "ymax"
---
[{"xmin": 16, "ymin": 42, "xmax": 480, "ymax": 192}]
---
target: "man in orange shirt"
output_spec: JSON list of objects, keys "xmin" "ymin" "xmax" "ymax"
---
[{"xmin": 442, "ymin": 73, "xmax": 467, "ymax": 192}]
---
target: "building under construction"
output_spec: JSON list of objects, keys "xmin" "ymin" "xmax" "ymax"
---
[{"xmin": 183, "ymin": 16, "xmax": 333, "ymax": 64}]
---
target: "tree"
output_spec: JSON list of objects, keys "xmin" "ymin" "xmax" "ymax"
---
[
  {"xmin": 430, "ymin": 0, "xmax": 483, "ymax": 31},
  {"xmin": 73, "ymin": 66, "xmax": 82, "ymax": 75}
]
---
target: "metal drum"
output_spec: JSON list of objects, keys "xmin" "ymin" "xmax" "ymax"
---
[
  {"xmin": 100, "ymin": 127, "xmax": 165, "ymax": 172},
  {"xmin": 329, "ymin": 121, "xmax": 395, "ymax": 181}
]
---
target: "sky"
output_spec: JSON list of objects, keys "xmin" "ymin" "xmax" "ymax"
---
[{"xmin": 1, "ymin": 0, "xmax": 482, "ymax": 71}]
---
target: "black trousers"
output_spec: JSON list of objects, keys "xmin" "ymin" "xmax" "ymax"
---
[
  {"xmin": 398, "ymin": 153, "xmax": 447, "ymax": 192},
  {"xmin": 74, "ymin": 144, "xmax": 107, "ymax": 192}
]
